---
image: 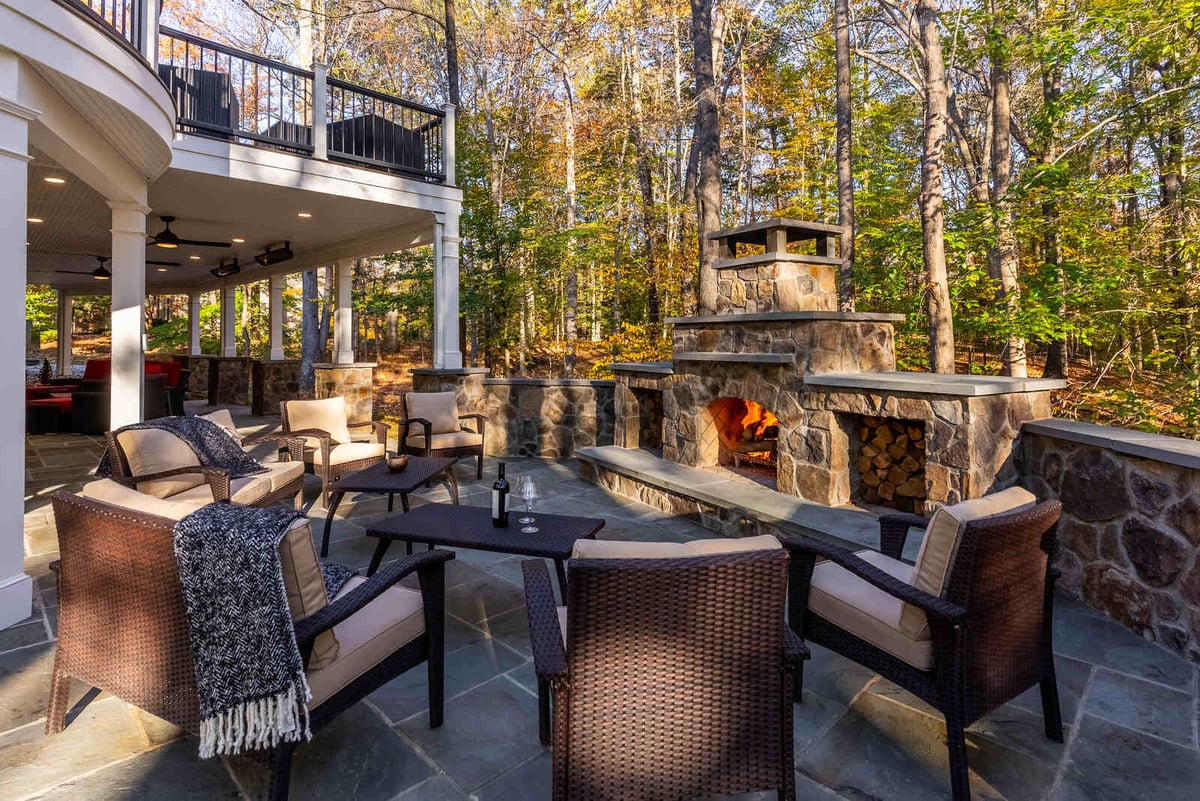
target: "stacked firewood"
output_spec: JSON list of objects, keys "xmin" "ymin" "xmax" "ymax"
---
[{"xmin": 856, "ymin": 416, "xmax": 926, "ymax": 513}]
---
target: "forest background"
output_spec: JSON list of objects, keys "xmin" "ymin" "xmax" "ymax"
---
[{"xmin": 25, "ymin": 0, "xmax": 1200, "ymax": 437}]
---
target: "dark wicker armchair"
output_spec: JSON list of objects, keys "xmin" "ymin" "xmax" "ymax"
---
[
  {"xmin": 47, "ymin": 491, "xmax": 453, "ymax": 801},
  {"xmin": 399, "ymin": 391, "xmax": 485, "ymax": 480},
  {"xmin": 279, "ymin": 397, "xmax": 388, "ymax": 506},
  {"xmin": 782, "ymin": 490, "xmax": 1064, "ymax": 801},
  {"xmin": 523, "ymin": 546, "xmax": 806, "ymax": 801}
]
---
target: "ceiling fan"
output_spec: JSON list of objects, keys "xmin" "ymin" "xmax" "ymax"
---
[
  {"xmin": 53, "ymin": 255, "xmax": 181, "ymax": 281},
  {"xmin": 149, "ymin": 216, "xmax": 231, "ymax": 249}
]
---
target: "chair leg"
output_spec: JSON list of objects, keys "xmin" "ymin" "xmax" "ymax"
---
[
  {"xmin": 1040, "ymin": 669, "xmax": 1065, "ymax": 742},
  {"xmin": 45, "ymin": 664, "xmax": 71, "ymax": 735},
  {"xmin": 267, "ymin": 743, "xmax": 295, "ymax": 801},
  {"xmin": 427, "ymin": 643, "xmax": 444, "ymax": 729},
  {"xmin": 538, "ymin": 678, "xmax": 551, "ymax": 745},
  {"xmin": 476, "ymin": 453, "xmax": 483, "ymax": 480},
  {"xmin": 945, "ymin": 711, "xmax": 971, "ymax": 801},
  {"xmin": 793, "ymin": 659, "xmax": 805, "ymax": 702}
]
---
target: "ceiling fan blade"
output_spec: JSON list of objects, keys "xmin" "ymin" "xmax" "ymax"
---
[
  {"xmin": 147, "ymin": 259, "xmax": 181, "ymax": 267},
  {"xmin": 176, "ymin": 238, "xmax": 232, "ymax": 248},
  {"xmin": 54, "ymin": 270, "xmax": 95, "ymax": 275}
]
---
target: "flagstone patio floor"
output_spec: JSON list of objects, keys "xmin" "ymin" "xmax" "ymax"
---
[{"xmin": 7, "ymin": 417, "xmax": 1200, "ymax": 800}]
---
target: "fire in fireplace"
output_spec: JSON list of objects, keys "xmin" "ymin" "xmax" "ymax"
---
[{"xmin": 709, "ymin": 398, "xmax": 780, "ymax": 471}]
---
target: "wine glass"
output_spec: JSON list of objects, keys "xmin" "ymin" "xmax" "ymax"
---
[{"xmin": 518, "ymin": 477, "xmax": 542, "ymax": 533}]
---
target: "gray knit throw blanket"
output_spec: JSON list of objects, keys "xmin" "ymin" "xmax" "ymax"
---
[
  {"xmin": 96, "ymin": 416, "xmax": 266, "ymax": 480},
  {"xmin": 173, "ymin": 503, "xmax": 356, "ymax": 758}
]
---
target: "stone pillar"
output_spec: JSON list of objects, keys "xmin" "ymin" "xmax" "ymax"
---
[
  {"xmin": 252, "ymin": 359, "xmax": 301, "ymax": 416},
  {"xmin": 269, "ymin": 274, "xmax": 285, "ymax": 361},
  {"xmin": 213, "ymin": 357, "xmax": 253, "ymax": 406},
  {"xmin": 220, "ymin": 282, "xmax": 237, "ymax": 357},
  {"xmin": 314, "ymin": 363, "xmax": 376, "ymax": 423},
  {"xmin": 109, "ymin": 200, "xmax": 148, "ymax": 428},
  {"xmin": 55, "ymin": 290, "xmax": 73, "ymax": 376},
  {"xmin": 0, "ymin": 57, "xmax": 35, "ymax": 629},
  {"xmin": 411, "ymin": 367, "xmax": 488, "ymax": 416},
  {"xmin": 188, "ymin": 291, "xmax": 202, "ymax": 356},
  {"xmin": 433, "ymin": 211, "xmax": 463, "ymax": 369},
  {"xmin": 333, "ymin": 258, "xmax": 354, "ymax": 364}
]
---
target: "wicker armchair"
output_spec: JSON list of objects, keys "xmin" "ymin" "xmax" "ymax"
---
[
  {"xmin": 279, "ymin": 397, "xmax": 388, "ymax": 506},
  {"xmin": 47, "ymin": 491, "xmax": 453, "ymax": 801},
  {"xmin": 782, "ymin": 488, "xmax": 1064, "ymax": 801},
  {"xmin": 399, "ymin": 391, "xmax": 485, "ymax": 480},
  {"xmin": 523, "ymin": 536, "xmax": 806, "ymax": 801},
  {"xmin": 103, "ymin": 413, "xmax": 306, "ymax": 509}
]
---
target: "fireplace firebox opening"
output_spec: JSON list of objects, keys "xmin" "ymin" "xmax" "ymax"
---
[
  {"xmin": 849, "ymin": 415, "xmax": 927, "ymax": 513},
  {"xmin": 708, "ymin": 397, "xmax": 780, "ymax": 482}
]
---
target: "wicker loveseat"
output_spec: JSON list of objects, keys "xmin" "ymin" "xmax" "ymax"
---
[
  {"xmin": 782, "ymin": 487, "xmax": 1063, "ymax": 801},
  {"xmin": 47, "ymin": 490, "xmax": 453, "ymax": 801},
  {"xmin": 279, "ymin": 397, "xmax": 388, "ymax": 505},
  {"xmin": 523, "ymin": 534, "xmax": 807, "ymax": 801}
]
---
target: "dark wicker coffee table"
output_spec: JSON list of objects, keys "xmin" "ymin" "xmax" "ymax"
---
[
  {"xmin": 365, "ymin": 504, "xmax": 605, "ymax": 600},
  {"xmin": 321, "ymin": 456, "xmax": 459, "ymax": 557}
]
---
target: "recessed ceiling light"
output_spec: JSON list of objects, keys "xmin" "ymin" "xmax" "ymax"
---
[
  {"xmin": 157, "ymin": 267, "xmax": 168, "ymax": 272},
  {"xmin": 231, "ymin": 237, "xmax": 245, "ymax": 243},
  {"xmin": 297, "ymin": 212, "xmax": 312, "ymax": 218},
  {"xmin": 44, "ymin": 176, "xmax": 66, "ymax": 185},
  {"xmin": 27, "ymin": 217, "xmax": 43, "ymax": 224},
  {"xmin": 189, "ymin": 255, "xmax": 201, "ymax": 260}
]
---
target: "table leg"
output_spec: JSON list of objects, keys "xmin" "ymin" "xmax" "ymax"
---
[
  {"xmin": 538, "ymin": 678, "xmax": 551, "ymax": 745},
  {"xmin": 554, "ymin": 559, "xmax": 569, "ymax": 604},
  {"xmin": 367, "ymin": 538, "xmax": 392, "ymax": 577},
  {"xmin": 406, "ymin": 541, "xmax": 413, "ymax": 555},
  {"xmin": 444, "ymin": 470, "xmax": 460, "ymax": 505},
  {"xmin": 400, "ymin": 493, "xmax": 411, "ymax": 513},
  {"xmin": 388, "ymin": 493, "xmax": 394, "ymax": 512},
  {"xmin": 321, "ymin": 491, "xmax": 346, "ymax": 558}
]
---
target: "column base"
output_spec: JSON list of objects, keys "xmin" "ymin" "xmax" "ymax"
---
[
  {"xmin": 0, "ymin": 572, "xmax": 33, "ymax": 631},
  {"xmin": 410, "ymin": 367, "xmax": 489, "ymax": 415},
  {"xmin": 314, "ymin": 363, "xmax": 377, "ymax": 423}
]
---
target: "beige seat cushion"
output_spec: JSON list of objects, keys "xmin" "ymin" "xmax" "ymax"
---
[
  {"xmin": 571, "ymin": 533, "xmax": 781, "ymax": 560},
  {"xmin": 286, "ymin": 397, "xmax": 352, "ymax": 450},
  {"xmin": 307, "ymin": 576, "xmax": 426, "ymax": 707},
  {"xmin": 404, "ymin": 430, "xmax": 483, "ymax": 451},
  {"xmin": 405, "ymin": 392, "xmax": 460, "ymax": 434},
  {"xmin": 810, "ymin": 550, "xmax": 933, "ymax": 670},
  {"xmin": 309, "ymin": 441, "xmax": 386, "ymax": 466},
  {"xmin": 116, "ymin": 429, "xmax": 205, "ymax": 499},
  {"xmin": 80, "ymin": 479, "xmax": 194, "ymax": 520},
  {"xmin": 198, "ymin": 409, "xmax": 242, "ymax": 443},
  {"xmin": 900, "ymin": 486, "xmax": 1037, "ymax": 638},
  {"xmin": 262, "ymin": 460, "xmax": 305, "ymax": 491}
]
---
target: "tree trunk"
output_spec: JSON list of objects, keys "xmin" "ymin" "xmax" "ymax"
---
[
  {"xmin": 300, "ymin": 269, "xmax": 319, "ymax": 393},
  {"xmin": 444, "ymin": 0, "xmax": 460, "ymax": 106},
  {"xmin": 917, "ymin": 0, "xmax": 955, "ymax": 374},
  {"xmin": 563, "ymin": 69, "xmax": 578, "ymax": 375},
  {"xmin": 989, "ymin": 4, "xmax": 1026, "ymax": 377},
  {"xmin": 692, "ymin": 0, "xmax": 722, "ymax": 314},
  {"xmin": 318, "ymin": 266, "xmax": 332, "ymax": 362},
  {"xmin": 630, "ymin": 38, "xmax": 660, "ymax": 326},
  {"xmin": 834, "ymin": 0, "xmax": 856, "ymax": 310},
  {"xmin": 1040, "ymin": 0, "xmax": 1067, "ymax": 379}
]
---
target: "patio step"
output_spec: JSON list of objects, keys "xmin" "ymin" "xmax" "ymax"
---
[{"xmin": 577, "ymin": 445, "xmax": 918, "ymax": 557}]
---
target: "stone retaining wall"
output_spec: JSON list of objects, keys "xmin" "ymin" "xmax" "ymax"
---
[
  {"xmin": 212, "ymin": 357, "xmax": 252, "ymax": 406},
  {"xmin": 483, "ymin": 378, "xmax": 615, "ymax": 457},
  {"xmin": 1018, "ymin": 420, "xmax": 1200, "ymax": 663},
  {"xmin": 252, "ymin": 360, "xmax": 302, "ymax": 416}
]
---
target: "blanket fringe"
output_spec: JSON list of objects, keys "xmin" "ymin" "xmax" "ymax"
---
[{"xmin": 199, "ymin": 675, "xmax": 313, "ymax": 758}]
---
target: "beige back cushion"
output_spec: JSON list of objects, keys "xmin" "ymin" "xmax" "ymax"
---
[
  {"xmin": 405, "ymin": 392, "xmax": 461, "ymax": 434},
  {"xmin": 286, "ymin": 397, "xmax": 352, "ymax": 449},
  {"xmin": 78, "ymin": 481, "xmax": 340, "ymax": 668},
  {"xmin": 116, "ymin": 428, "xmax": 205, "ymax": 499},
  {"xmin": 572, "ymin": 533, "xmax": 781, "ymax": 560},
  {"xmin": 899, "ymin": 486, "xmax": 1037, "ymax": 639},
  {"xmin": 199, "ymin": 409, "xmax": 242, "ymax": 443}
]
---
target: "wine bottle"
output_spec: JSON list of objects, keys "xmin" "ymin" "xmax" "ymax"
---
[{"xmin": 491, "ymin": 462, "xmax": 509, "ymax": 527}]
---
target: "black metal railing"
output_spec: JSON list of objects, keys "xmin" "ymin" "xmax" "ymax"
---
[
  {"xmin": 158, "ymin": 27, "xmax": 314, "ymax": 154},
  {"xmin": 63, "ymin": 0, "xmax": 144, "ymax": 55},
  {"xmin": 325, "ymin": 79, "xmax": 444, "ymax": 180}
]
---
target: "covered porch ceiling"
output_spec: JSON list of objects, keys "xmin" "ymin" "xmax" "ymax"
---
[{"xmin": 26, "ymin": 145, "xmax": 436, "ymax": 294}]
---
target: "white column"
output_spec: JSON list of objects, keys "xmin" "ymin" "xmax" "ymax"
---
[
  {"xmin": 442, "ymin": 103, "xmax": 456, "ymax": 186},
  {"xmin": 433, "ymin": 211, "xmax": 463, "ymax": 369},
  {"xmin": 220, "ymin": 283, "xmax": 237, "ymax": 357},
  {"xmin": 188, "ymin": 291, "xmax": 202, "ymax": 355},
  {"xmin": 311, "ymin": 62, "xmax": 328, "ymax": 161},
  {"xmin": 139, "ymin": 0, "xmax": 160, "ymax": 64},
  {"xmin": 55, "ymin": 290, "xmax": 73, "ymax": 376},
  {"xmin": 269, "ymin": 274, "xmax": 285, "ymax": 360},
  {"xmin": 109, "ymin": 201, "xmax": 148, "ymax": 428},
  {"xmin": 0, "ymin": 57, "xmax": 36, "ymax": 630},
  {"xmin": 333, "ymin": 259, "xmax": 354, "ymax": 364}
]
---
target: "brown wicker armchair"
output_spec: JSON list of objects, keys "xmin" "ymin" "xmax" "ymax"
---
[
  {"xmin": 47, "ymin": 491, "xmax": 452, "ymax": 801},
  {"xmin": 523, "ymin": 536, "xmax": 806, "ymax": 801},
  {"xmin": 279, "ymin": 397, "xmax": 388, "ymax": 506},
  {"xmin": 782, "ymin": 488, "xmax": 1064, "ymax": 801},
  {"xmin": 399, "ymin": 391, "xmax": 485, "ymax": 480},
  {"xmin": 103, "ymin": 417, "xmax": 306, "ymax": 509}
]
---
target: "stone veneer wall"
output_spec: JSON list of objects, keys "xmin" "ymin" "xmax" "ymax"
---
[
  {"xmin": 411, "ymin": 368, "xmax": 490, "ymax": 416},
  {"xmin": 211, "ymin": 357, "xmax": 253, "ymax": 406},
  {"xmin": 483, "ymin": 379, "xmax": 615, "ymax": 457},
  {"xmin": 1018, "ymin": 420, "xmax": 1200, "ymax": 662},
  {"xmin": 672, "ymin": 318, "xmax": 896, "ymax": 374},
  {"xmin": 179, "ymin": 356, "xmax": 214, "ymax": 400},
  {"xmin": 314, "ymin": 363, "xmax": 375, "ymax": 424},
  {"xmin": 715, "ymin": 260, "xmax": 839, "ymax": 314},
  {"xmin": 252, "ymin": 360, "xmax": 303, "ymax": 416}
]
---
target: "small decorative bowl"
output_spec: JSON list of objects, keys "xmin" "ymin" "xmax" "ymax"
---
[{"xmin": 386, "ymin": 454, "xmax": 410, "ymax": 473}]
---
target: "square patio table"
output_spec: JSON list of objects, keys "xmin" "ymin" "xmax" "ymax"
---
[
  {"xmin": 320, "ymin": 456, "xmax": 459, "ymax": 557},
  {"xmin": 365, "ymin": 504, "xmax": 605, "ymax": 600}
]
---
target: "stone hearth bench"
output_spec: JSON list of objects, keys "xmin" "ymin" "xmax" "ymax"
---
[{"xmin": 576, "ymin": 445, "xmax": 923, "ymax": 560}]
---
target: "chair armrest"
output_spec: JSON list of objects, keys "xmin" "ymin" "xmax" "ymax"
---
[
  {"xmin": 779, "ymin": 535, "xmax": 965, "ymax": 623},
  {"xmin": 113, "ymin": 466, "xmax": 231, "ymax": 502},
  {"xmin": 879, "ymin": 512, "xmax": 929, "ymax": 561},
  {"xmin": 284, "ymin": 428, "xmax": 332, "ymax": 464},
  {"xmin": 522, "ymin": 560, "xmax": 568, "ymax": 681},
  {"xmin": 347, "ymin": 420, "xmax": 389, "ymax": 444},
  {"xmin": 783, "ymin": 625, "xmax": 810, "ymax": 666},
  {"xmin": 243, "ymin": 432, "xmax": 305, "ymax": 462},
  {"xmin": 293, "ymin": 549, "xmax": 456, "ymax": 647},
  {"xmin": 401, "ymin": 418, "xmax": 433, "ymax": 451},
  {"xmin": 458, "ymin": 413, "xmax": 486, "ymax": 434}
]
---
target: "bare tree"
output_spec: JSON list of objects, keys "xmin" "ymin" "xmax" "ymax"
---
[
  {"xmin": 834, "ymin": 0, "xmax": 856, "ymax": 310},
  {"xmin": 692, "ymin": 0, "xmax": 722, "ymax": 314}
]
